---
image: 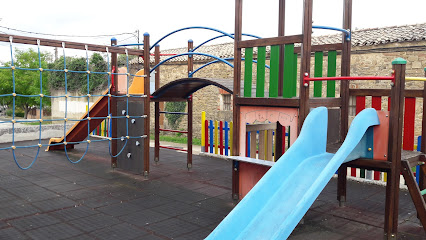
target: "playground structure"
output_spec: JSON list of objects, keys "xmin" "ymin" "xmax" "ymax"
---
[{"xmin": 0, "ymin": 0, "xmax": 425, "ymax": 239}]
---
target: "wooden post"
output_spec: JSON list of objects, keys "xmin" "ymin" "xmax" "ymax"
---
[
  {"xmin": 298, "ymin": 0, "xmax": 313, "ymax": 133},
  {"xmin": 421, "ymin": 67, "xmax": 426, "ymax": 201},
  {"xmin": 187, "ymin": 40, "xmax": 194, "ymax": 169},
  {"xmin": 337, "ymin": 0, "xmax": 352, "ymax": 206},
  {"xmin": 143, "ymin": 33, "xmax": 150, "ymax": 177},
  {"xmin": 110, "ymin": 38, "xmax": 118, "ymax": 168},
  {"xmin": 232, "ymin": 0, "xmax": 243, "ymax": 200},
  {"xmin": 277, "ymin": 0, "xmax": 285, "ymax": 97},
  {"xmin": 154, "ymin": 45, "xmax": 160, "ymax": 163},
  {"xmin": 384, "ymin": 58, "xmax": 406, "ymax": 239},
  {"xmin": 187, "ymin": 96, "xmax": 193, "ymax": 169},
  {"xmin": 275, "ymin": 121, "xmax": 283, "ymax": 160},
  {"xmin": 233, "ymin": 0, "xmax": 242, "ymax": 157}
]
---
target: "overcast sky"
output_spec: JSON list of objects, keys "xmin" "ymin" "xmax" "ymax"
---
[{"xmin": 0, "ymin": 0, "xmax": 424, "ymax": 57}]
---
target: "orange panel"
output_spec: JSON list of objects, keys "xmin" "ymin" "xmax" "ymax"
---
[
  {"xmin": 373, "ymin": 111, "xmax": 389, "ymax": 161},
  {"xmin": 129, "ymin": 69, "xmax": 145, "ymax": 94}
]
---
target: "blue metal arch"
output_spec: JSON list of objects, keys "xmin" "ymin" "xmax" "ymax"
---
[
  {"xmin": 151, "ymin": 26, "xmax": 236, "ymax": 51},
  {"xmin": 150, "ymin": 52, "xmax": 233, "ymax": 74},
  {"xmin": 189, "ymin": 58, "xmax": 270, "ymax": 77},
  {"xmin": 192, "ymin": 33, "xmax": 261, "ymax": 52}
]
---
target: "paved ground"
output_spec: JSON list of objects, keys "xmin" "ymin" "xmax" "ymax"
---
[{"xmin": 0, "ymin": 140, "xmax": 424, "ymax": 239}]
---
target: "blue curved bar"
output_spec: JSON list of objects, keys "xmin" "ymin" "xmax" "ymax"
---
[
  {"xmin": 150, "ymin": 52, "xmax": 234, "ymax": 74},
  {"xmin": 190, "ymin": 58, "xmax": 270, "ymax": 77},
  {"xmin": 312, "ymin": 25, "xmax": 351, "ymax": 40},
  {"xmin": 192, "ymin": 33, "xmax": 262, "ymax": 52},
  {"xmin": 151, "ymin": 26, "xmax": 235, "ymax": 51}
]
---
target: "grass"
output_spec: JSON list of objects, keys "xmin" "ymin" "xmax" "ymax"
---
[
  {"xmin": 150, "ymin": 134, "xmax": 201, "ymax": 146},
  {"xmin": 20, "ymin": 120, "xmax": 54, "ymax": 125}
]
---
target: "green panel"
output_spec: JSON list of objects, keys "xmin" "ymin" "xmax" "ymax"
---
[
  {"xmin": 256, "ymin": 46, "xmax": 266, "ymax": 97},
  {"xmin": 421, "ymin": 189, "xmax": 426, "ymax": 196},
  {"xmin": 269, "ymin": 45, "xmax": 280, "ymax": 98},
  {"xmin": 327, "ymin": 50, "xmax": 337, "ymax": 98},
  {"xmin": 314, "ymin": 52, "xmax": 323, "ymax": 97},
  {"xmin": 292, "ymin": 53, "xmax": 298, "ymax": 97},
  {"xmin": 283, "ymin": 44, "xmax": 295, "ymax": 98},
  {"xmin": 244, "ymin": 47, "xmax": 253, "ymax": 97}
]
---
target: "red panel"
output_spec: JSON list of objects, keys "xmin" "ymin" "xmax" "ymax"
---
[
  {"xmin": 204, "ymin": 120, "xmax": 209, "ymax": 152},
  {"xmin": 353, "ymin": 96, "xmax": 366, "ymax": 178},
  {"xmin": 372, "ymin": 96, "xmax": 382, "ymax": 110},
  {"xmin": 219, "ymin": 121, "xmax": 224, "ymax": 155},
  {"xmin": 388, "ymin": 97, "xmax": 391, "ymax": 111},
  {"xmin": 402, "ymin": 98, "xmax": 416, "ymax": 151},
  {"xmin": 356, "ymin": 96, "xmax": 366, "ymax": 114},
  {"xmin": 371, "ymin": 98, "xmax": 382, "ymax": 181},
  {"xmin": 238, "ymin": 162, "xmax": 270, "ymax": 199}
]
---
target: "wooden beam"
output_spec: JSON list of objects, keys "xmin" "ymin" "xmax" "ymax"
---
[
  {"xmin": 0, "ymin": 34, "xmax": 144, "ymax": 56},
  {"xmin": 349, "ymin": 89, "xmax": 423, "ymax": 98},
  {"xmin": 236, "ymin": 97, "xmax": 299, "ymax": 108},
  {"xmin": 309, "ymin": 97, "xmax": 342, "ymax": 108},
  {"xmin": 237, "ymin": 35, "xmax": 303, "ymax": 48}
]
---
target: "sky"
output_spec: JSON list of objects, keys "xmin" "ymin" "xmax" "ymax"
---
[{"xmin": 0, "ymin": 0, "xmax": 424, "ymax": 59}]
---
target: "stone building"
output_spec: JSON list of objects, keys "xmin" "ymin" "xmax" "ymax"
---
[{"xmin": 133, "ymin": 23, "xmax": 425, "ymax": 140}]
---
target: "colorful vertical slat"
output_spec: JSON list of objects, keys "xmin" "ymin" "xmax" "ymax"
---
[
  {"xmin": 283, "ymin": 44, "xmax": 296, "ymax": 98},
  {"xmin": 244, "ymin": 48, "xmax": 253, "ymax": 97},
  {"xmin": 355, "ymin": 96, "xmax": 366, "ymax": 178},
  {"xmin": 403, "ymin": 98, "xmax": 416, "ymax": 151},
  {"xmin": 327, "ymin": 51, "xmax": 337, "ymax": 97},
  {"xmin": 214, "ymin": 120, "xmax": 218, "ymax": 154},
  {"xmin": 256, "ymin": 46, "xmax": 266, "ymax": 97},
  {"xmin": 219, "ymin": 121, "xmax": 224, "ymax": 155},
  {"xmin": 209, "ymin": 120, "xmax": 214, "ymax": 153},
  {"xmin": 201, "ymin": 111, "xmax": 206, "ymax": 151},
  {"xmin": 372, "ymin": 96, "xmax": 382, "ymax": 181},
  {"xmin": 224, "ymin": 121, "xmax": 229, "ymax": 156},
  {"xmin": 230, "ymin": 121, "xmax": 233, "ymax": 155},
  {"xmin": 269, "ymin": 45, "xmax": 280, "ymax": 98},
  {"xmin": 292, "ymin": 53, "xmax": 298, "ymax": 97},
  {"xmin": 205, "ymin": 120, "xmax": 209, "ymax": 152},
  {"xmin": 314, "ymin": 52, "xmax": 323, "ymax": 97}
]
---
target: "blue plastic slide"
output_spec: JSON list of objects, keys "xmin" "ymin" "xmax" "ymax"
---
[{"xmin": 206, "ymin": 107, "xmax": 380, "ymax": 240}]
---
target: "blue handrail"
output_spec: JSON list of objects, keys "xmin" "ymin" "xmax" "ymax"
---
[{"xmin": 312, "ymin": 25, "xmax": 351, "ymax": 41}]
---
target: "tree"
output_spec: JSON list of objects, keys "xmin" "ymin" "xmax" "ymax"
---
[
  {"xmin": 48, "ymin": 53, "xmax": 108, "ymax": 93},
  {"xmin": 0, "ymin": 48, "xmax": 51, "ymax": 119}
]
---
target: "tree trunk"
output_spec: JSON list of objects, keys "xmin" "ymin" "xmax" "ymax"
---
[{"xmin": 24, "ymin": 106, "xmax": 29, "ymax": 119}]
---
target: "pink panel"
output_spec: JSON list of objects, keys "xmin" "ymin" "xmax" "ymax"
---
[
  {"xmin": 117, "ymin": 67, "xmax": 128, "ymax": 94},
  {"xmin": 373, "ymin": 111, "xmax": 389, "ymax": 161},
  {"xmin": 239, "ymin": 162, "xmax": 270, "ymax": 199},
  {"xmin": 239, "ymin": 106, "xmax": 298, "ymax": 156}
]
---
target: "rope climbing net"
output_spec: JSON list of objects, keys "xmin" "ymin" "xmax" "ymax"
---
[{"xmin": 0, "ymin": 35, "xmax": 148, "ymax": 170}]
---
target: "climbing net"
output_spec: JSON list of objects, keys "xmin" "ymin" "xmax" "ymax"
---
[{"xmin": 0, "ymin": 35, "xmax": 148, "ymax": 169}]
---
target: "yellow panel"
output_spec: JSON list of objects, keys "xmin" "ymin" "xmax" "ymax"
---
[{"xmin": 129, "ymin": 69, "xmax": 145, "ymax": 94}]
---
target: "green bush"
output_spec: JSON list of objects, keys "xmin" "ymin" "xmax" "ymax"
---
[
  {"xmin": 6, "ymin": 108, "xmax": 24, "ymax": 118},
  {"xmin": 164, "ymin": 102, "xmax": 187, "ymax": 129}
]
